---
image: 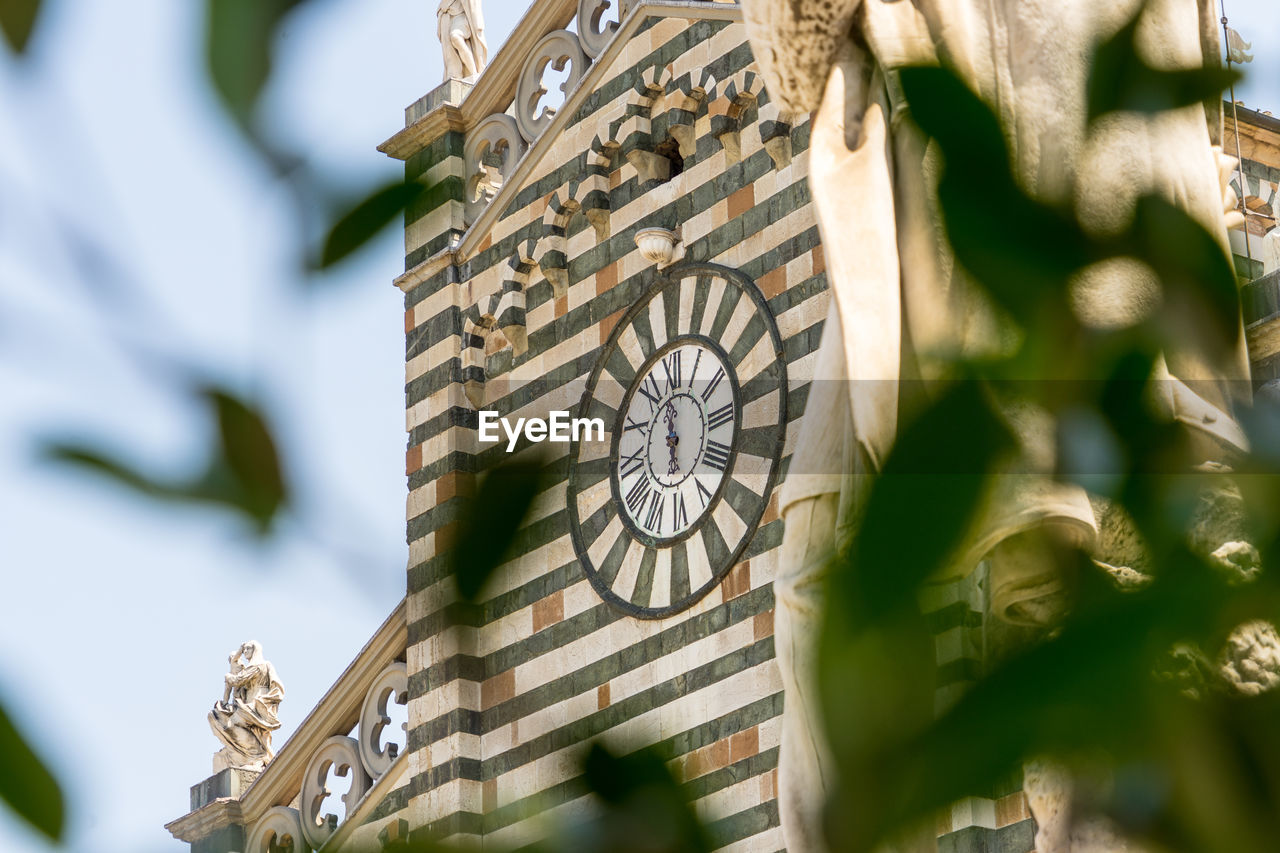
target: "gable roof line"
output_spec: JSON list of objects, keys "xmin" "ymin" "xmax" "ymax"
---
[
  {"xmin": 456, "ymin": 0, "xmax": 743, "ymax": 260},
  {"xmin": 379, "ymin": 0, "xmax": 577, "ymax": 160}
]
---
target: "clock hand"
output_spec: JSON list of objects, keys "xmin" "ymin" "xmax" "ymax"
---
[{"xmin": 665, "ymin": 401, "xmax": 679, "ymax": 475}]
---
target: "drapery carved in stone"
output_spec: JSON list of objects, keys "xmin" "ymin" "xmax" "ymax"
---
[{"xmin": 208, "ymin": 641, "xmax": 284, "ymax": 773}]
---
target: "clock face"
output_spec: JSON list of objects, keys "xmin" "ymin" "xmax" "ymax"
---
[
  {"xmin": 615, "ymin": 341, "xmax": 737, "ymax": 541},
  {"xmin": 567, "ymin": 263, "xmax": 787, "ymax": 618}
]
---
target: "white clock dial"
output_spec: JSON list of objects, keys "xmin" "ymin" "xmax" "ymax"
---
[{"xmin": 614, "ymin": 342, "xmax": 737, "ymax": 541}]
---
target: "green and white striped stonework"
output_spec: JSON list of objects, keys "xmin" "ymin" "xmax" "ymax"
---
[
  {"xmin": 382, "ymin": 4, "xmax": 1036, "ymax": 853},
  {"xmin": 390, "ymin": 8, "xmax": 817, "ymax": 849}
]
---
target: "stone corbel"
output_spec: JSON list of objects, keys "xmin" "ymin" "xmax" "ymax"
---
[
  {"xmin": 757, "ymin": 96, "xmax": 796, "ymax": 169},
  {"xmin": 460, "ymin": 315, "xmax": 491, "ymax": 409},
  {"xmin": 578, "ymin": 148, "xmax": 613, "ymax": 240},
  {"xmin": 664, "ymin": 69, "xmax": 716, "ymax": 159},
  {"xmin": 497, "ymin": 250, "xmax": 534, "ymax": 356},
  {"xmin": 610, "ymin": 64, "xmax": 676, "ymax": 185},
  {"xmin": 709, "ymin": 69, "xmax": 765, "ymax": 164}
]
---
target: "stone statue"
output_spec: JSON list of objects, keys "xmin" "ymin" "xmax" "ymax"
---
[
  {"xmin": 739, "ymin": 0, "xmax": 1256, "ymax": 850},
  {"xmin": 209, "ymin": 641, "xmax": 284, "ymax": 773},
  {"xmin": 437, "ymin": 0, "xmax": 487, "ymax": 81}
]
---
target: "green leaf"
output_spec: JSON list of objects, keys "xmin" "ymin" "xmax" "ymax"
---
[
  {"xmin": 840, "ymin": 379, "xmax": 1015, "ymax": 621},
  {"xmin": 202, "ymin": 387, "xmax": 289, "ymax": 532},
  {"xmin": 205, "ymin": 0, "xmax": 306, "ymax": 131},
  {"xmin": 1087, "ymin": 5, "xmax": 1241, "ymax": 124},
  {"xmin": 832, "ymin": 542, "xmax": 1254, "ymax": 852},
  {"xmin": 42, "ymin": 444, "xmax": 184, "ymax": 501},
  {"xmin": 572, "ymin": 743, "xmax": 711, "ymax": 853},
  {"xmin": 1129, "ymin": 194, "xmax": 1243, "ymax": 368},
  {"xmin": 450, "ymin": 459, "xmax": 545, "ymax": 602},
  {"xmin": 0, "ymin": 0, "xmax": 41, "ymax": 53},
  {"xmin": 817, "ymin": 381, "xmax": 1016, "ymax": 850},
  {"xmin": 0, "ymin": 700, "xmax": 64, "ymax": 842},
  {"xmin": 42, "ymin": 387, "xmax": 288, "ymax": 534},
  {"xmin": 318, "ymin": 180, "xmax": 428, "ymax": 269}
]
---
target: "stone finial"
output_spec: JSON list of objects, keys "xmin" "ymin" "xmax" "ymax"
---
[
  {"xmin": 209, "ymin": 641, "xmax": 284, "ymax": 773},
  {"xmin": 437, "ymin": 0, "xmax": 487, "ymax": 81}
]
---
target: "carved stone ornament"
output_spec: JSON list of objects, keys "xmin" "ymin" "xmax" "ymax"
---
[
  {"xmin": 514, "ymin": 30, "xmax": 588, "ymax": 143},
  {"xmin": 358, "ymin": 661, "xmax": 409, "ymax": 778},
  {"xmin": 633, "ymin": 226, "xmax": 681, "ymax": 267},
  {"xmin": 299, "ymin": 735, "xmax": 371, "ymax": 850},
  {"xmin": 464, "ymin": 113, "xmax": 525, "ymax": 223},
  {"xmin": 576, "ymin": 0, "xmax": 626, "ymax": 59},
  {"xmin": 208, "ymin": 641, "xmax": 284, "ymax": 773},
  {"xmin": 246, "ymin": 806, "xmax": 310, "ymax": 853}
]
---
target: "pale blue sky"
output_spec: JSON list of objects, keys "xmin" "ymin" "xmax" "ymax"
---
[{"xmin": 0, "ymin": 1, "xmax": 1274, "ymax": 851}]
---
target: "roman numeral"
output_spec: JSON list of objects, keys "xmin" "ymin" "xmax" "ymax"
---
[
  {"xmin": 636, "ymin": 373, "xmax": 663, "ymax": 410},
  {"xmin": 673, "ymin": 493, "xmax": 688, "ymax": 530},
  {"xmin": 661, "ymin": 350, "xmax": 682, "ymax": 393},
  {"xmin": 645, "ymin": 490, "xmax": 663, "ymax": 531},
  {"xmin": 702, "ymin": 440, "xmax": 730, "ymax": 471},
  {"xmin": 707, "ymin": 403, "xmax": 733, "ymax": 431},
  {"xmin": 695, "ymin": 478, "xmax": 714, "ymax": 508},
  {"xmin": 619, "ymin": 447, "xmax": 645, "ymax": 479},
  {"xmin": 625, "ymin": 475, "xmax": 653, "ymax": 514},
  {"xmin": 623, "ymin": 415, "xmax": 648, "ymax": 433},
  {"xmin": 701, "ymin": 366, "xmax": 725, "ymax": 402}
]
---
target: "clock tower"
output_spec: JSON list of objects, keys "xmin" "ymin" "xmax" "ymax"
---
[{"xmin": 382, "ymin": 1, "xmax": 825, "ymax": 847}]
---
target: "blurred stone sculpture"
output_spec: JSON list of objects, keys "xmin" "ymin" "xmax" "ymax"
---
[
  {"xmin": 437, "ymin": 0, "xmax": 487, "ymax": 80},
  {"xmin": 209, "ymin": 641, "xmax": 284, "ymax": 772},
  {"xmin": 740, "ymin": 0, "xmax": 1255, "ymax": 850}
]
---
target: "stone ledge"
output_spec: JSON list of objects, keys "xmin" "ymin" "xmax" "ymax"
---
[{"xmin": 164, "ymin": 798, "xmax": 244, "ymax": 844}]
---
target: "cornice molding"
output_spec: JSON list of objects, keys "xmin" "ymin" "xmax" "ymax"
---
[
  {"xmin": 164, "ymin": 799, "xmax": 244, "ymax": 843},
  {"xmin": 393, "ymin": 244, "xmax": 459, "ymax": 293},
  {"xmin": 379, "ymin": 104, "xmax": 467, "ymax": 161}
]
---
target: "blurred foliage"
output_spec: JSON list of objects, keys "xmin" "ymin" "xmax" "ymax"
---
[
  {"xmin": 450, "ymin": 458, "xmax": 549, "ymax": 603},
  {"xmin": 0, "ymin": 0, "xmax": 41, "ymax": 53},
  {"xmin": 320, "ymin": 179, "xmax": 430, "ymax": 269},
  {"xmin": 205, "ymin": 0, "xmax": 308, "ymax": 137},
  {"xmin": 0, "ymin": 703, "xmax": 62, "ymax": 842},
  {"xmin": 1, "ymin": 0, "xmax": 1278, "ymax": 849},
  {"xmin": 1089, "ymin": 10, "xmax": 1242, "ymax": 123},
  {"xmin": 43, "ymin": 386, "xmax": 288, "ymax": 535},
  {"xmin": 0, "ymin": 0, "xmax": 425, "ymax": 842},
  {"xmin": 815, "ymin": 22, "xmax": 1280, "ymax": 853}
]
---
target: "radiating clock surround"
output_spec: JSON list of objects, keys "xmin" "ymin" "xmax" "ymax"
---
[{"xmin": 567, "ymin": 262, "xmax": 788, "ymax": 618}]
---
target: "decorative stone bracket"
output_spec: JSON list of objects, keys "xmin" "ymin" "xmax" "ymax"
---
[
  {"xmin": 460, "ymin": 249, "xmax": 537, "ymax": 407},
  {"xmin": 707, "ymin": 68, "xmax": 795, "ymax": 169}
]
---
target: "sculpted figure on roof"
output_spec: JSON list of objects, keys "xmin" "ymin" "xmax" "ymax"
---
[
  {"xmin": 208, "ymin": 641, "xmax": 284, "ymax": 772},
  {"xmin": 740, "ymin": 0, "xmax": 1253, "ymax": 850},
  {"xmin": 438, "ymin": 0, "xmax": 488, "ymax": 80}
]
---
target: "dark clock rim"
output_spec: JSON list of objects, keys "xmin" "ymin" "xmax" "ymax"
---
[{"xmin": 567, "ymin": 261, "xmax": 789, "ymax": 620}]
